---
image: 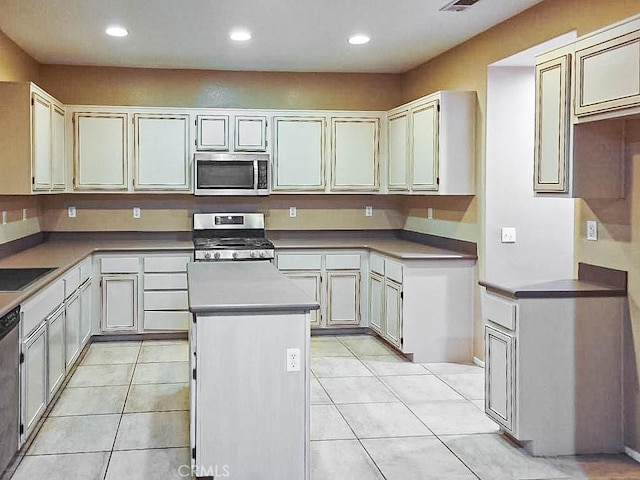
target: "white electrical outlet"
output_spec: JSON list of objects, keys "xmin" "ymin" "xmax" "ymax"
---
[
  {"xmin": 68, "ymin": 206, "xmax": 76, "ymax": 218},
  {"xmin": 22, "ymin": 208, "xmax": 27, "ymax": 221},
  {"xmin": 586, "ymin": 221, "xmax": 598, "ymax": 241},
  {"xmin": 133, "ymin": 207, "xmax": 141, "ymax": 219},
  {"xmin": 427, "ymin": 208, "xmax": 434, "ymax": 219},
  {"xmin": 365, "ymin": 206, "xmax": 373, "ymax": 217},
  {"xmin": 289, "ymin": 207, "xmax": 297, "ymax": 218},
  {"xmin": 286, "ymin": 348, "xmax": 301, "ymax": 372},
  {"xmin": 1, "ymin": 211, "xmax": 6, "ymax": 225},
  {"xmin": 501, "ymin": 227, "xmax": 516, "ymax": 243}
]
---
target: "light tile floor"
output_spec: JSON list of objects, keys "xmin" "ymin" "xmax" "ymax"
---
[{"xmin": 8, "ymin": 334, "xmax": 640, "ymax": 479}]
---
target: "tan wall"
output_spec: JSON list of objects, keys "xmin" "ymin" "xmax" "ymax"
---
[
  {"xmin": 39, "ymin": 194, "xmax": 406, "ymax": 232},
  {"xmin": 0, "ymin": 196, "xmax": 42, "ymax": 246},
  {"xmin": 38, "ymin": 66, "xmax": 402, "ymax": 111},
  {"xmin": 0, "ymin": 29, "xmax": 39, "ymax": 82}
]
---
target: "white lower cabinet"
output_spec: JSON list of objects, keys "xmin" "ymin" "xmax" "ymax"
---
[
  {"xmin": 482, "ymin": 288, "xmax": 624, "ymax": 456},
  {"xmin": 383, "ymin": 280, "xmax": 402, "ymax": 348},
  {"xmin": 101, "ymin": 275, "xmax": 138, "ymax": 332},
  {"xmin": 276, "ymin": 251, "xmax": 364, "ymax": 329},
  {"xmin": 65, "ymin": 292, "xmax": 81, "ymax": 367},
  {"xmin": 368, "ymin": 272, "xmax": 384, "ymax": 334},
  {"xmin": 47, "ymin": 306, "xmax": 66, "ymax": 399},
  {"xmin": 368, "ymin": 257, "xmax": 403, "ymax": 349},
  {"xmin": 80, "ymin": 281, "xmax": 92, "ymax": 345},
  {"xmin": 21, "ymin": 322, "xmax": 47, "ymax": 439}
]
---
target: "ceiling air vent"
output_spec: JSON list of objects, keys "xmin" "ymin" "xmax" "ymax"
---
[{"xmin": 440, "ymin": 0, "xmax": 482, "ymax": 12}]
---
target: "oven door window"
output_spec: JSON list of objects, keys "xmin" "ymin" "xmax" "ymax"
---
[{"xmin": 197, "ymin": 161, "xmax": 255, "ymax": 189}]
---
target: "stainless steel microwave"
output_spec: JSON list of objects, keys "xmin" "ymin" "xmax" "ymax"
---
[{"xmin": 194, "ymin": 153, "xmax": 270, "ymax": 196}]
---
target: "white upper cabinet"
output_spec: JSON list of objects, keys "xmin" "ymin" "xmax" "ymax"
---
[
  {"xmin": 234, "ymin": 115, "xmax": 267, "ymax": 151},
  {"xmin": 51, "ymin": 105, "xmax": 66, "ymax": 191},
  {"xmin": 196, "ymin": 115, "xmax": 229, "ymax": 151},
  {"xmin": 574, "ymin": 18, "xmax": 640, "ymax": 116},
  {"xmin": 386, "ymin": 91, "xmax": 475, "ymax": 195},
  {"xmin": 272, "ymin": 116, "xmax": 326, "ymax": 191},
  {"xmin": 534, "ymin": 52, "xmax": 571, "ymax": 193},
  {"xmin": 74, "ymin": 112, "xmax": 128, "ymax": 191},
  {"xmin": 31, "ymin": 92, "xmax": 52, "ymax": 191},
  {"xmin": 330, "ymin": 116, "xmax": 380, "ymax": 191},
  {"xmin": 133, "ymin": 113, "xmax": 190, "ymax": 191},
  {"xmin": 411, "ymin": 100, "xmax": 439, "ymax": 191},
  {"xmin": 387, "ymin": 110, "xmax": 409, "ymax": 191}
]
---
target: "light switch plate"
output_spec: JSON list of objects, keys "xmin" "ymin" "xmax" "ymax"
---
[
  {"xmin": 427, "ymin": 208, "xmax": 434, "ymax": 219},
  {"xmin": 365, "ymin": 206, "xmax": 373, "ymax": 217},
  {"xmin": 68, "ymin": 206, "xmax": 76, "ymax": 218},
  {"xmin": 289, "ymin": 207, "xmax": 297, "ymax": 218},
  {"xmin": 22, "ymin": 209, "xmax": 27, "ymax": 221},
  {"xmin": 586, "ymin": 221, "xmax": 597, "ymax": 241},
  {"xmin": 501, "ymin": 227, "xmax": 516, "ymax": 243},
  {"xmin": 1, "ymin": 211, "xmax": 6, "ymax": 225},
  {"xmin": 133, "ymin": 207, "xmax": 141, "ymax": 219}
]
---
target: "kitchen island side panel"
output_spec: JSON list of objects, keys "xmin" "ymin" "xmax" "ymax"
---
[{"xmin": 194, "ymin": 311, "xmax": 310, "ymax": 480}]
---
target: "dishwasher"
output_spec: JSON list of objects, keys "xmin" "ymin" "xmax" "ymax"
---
[{"xmin": 0, "ymin": 306, "xmax": 20, "ymax": 476}]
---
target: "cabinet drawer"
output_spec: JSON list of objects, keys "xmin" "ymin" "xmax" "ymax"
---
[
  {"xmin": 277, "ymin": 254, "xmax": 322, "ymax": 270},
  {"xmin": 63, "ymin": 267, "xmax": 81, "ymax": 298},
  {"xmin": 144, "ymin": 291, "xmax": 188, "ymax": 310},
  {"xmin": 325, "ymin": 254, "xmax": 361, "ymax": 270},
  {"xmin": 370, "ymin": 254, "xmax": 385, "ymax": 275},
  {"xmin": 144, "ymin": 273, "xmax": 188, "ymax": 291},
  {"xmin": 143, "ymin": 256, "xmax": 190, "ymax": 273},
  {"xmin": 144, "ymin": 311, "xmax": 190, "ymax": 331},
  {"xmin": 385, "ymin": 260, "xmax": 403, "ymax": 284},
  {"xmin": 79, "ymin": 258, "xmax": 92, "ymax": 284},
  {"xmin": 483, "ymin": 292, "xmax": 517, "ymax": 331},
  {"xmin": 101, "ymin": 257, "xmax": 139, "ymax": 274},
  {"xmin": 22, "ymin": 279, "xmax": 64, "ymax": 337}
]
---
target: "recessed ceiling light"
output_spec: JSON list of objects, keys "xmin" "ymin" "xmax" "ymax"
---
[
  {"xmin": 105, "ymin": 25, "xmax": 128, "ymax": 37},
  {"xmin": 348, "ymin": 34, "xmax": 370, "ymax": 45},
  {"xmin": 230, "ymin": 29, "xmax": 251, "ymax": 42}
]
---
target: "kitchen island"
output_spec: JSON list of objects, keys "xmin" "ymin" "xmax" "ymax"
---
[{"xmin": 187, "ymin": 261, "xmax": 319, "ymax": 480}]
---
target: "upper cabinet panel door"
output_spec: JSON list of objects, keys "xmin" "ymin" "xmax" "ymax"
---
[
  {"xmin": 330, "ymin": 117, "xmax": 379, "ymax": 191},
  {"xmin": 411, "ymin": 101, "xmax": 439, "ymax": 191},
  {"xmin": 575, "ymin": 30, "xmax": 640, "ymax": 116},
  {"xmin": 74, "ymin": 112, "xmax": 128, "ymax": 191},
  {"xmin": 234, "ymin": 115, "xmax": 267, "ymax": 152},
  {"xmin": 387, "ymin": 111, "xmax": 409, "ymax": 191},
  {"xmin": 31, "ymin": 93, "xmax": 52, "ymax": 191},
  {"xmin": 134, "ymin": 114, "xmax": 190, "ymax": 191},
  {"xmin": 534, "ymin": 54, "xmax": 570, "ymax": 192},
  {"xmin": 196, "ymin": 115, "xmax": 229, "ymax": 151},
  {"xmin": 51, "ymin": 105, "xmax": 66, "ymax": 191},
  {"xmin": 273, "ymin": 116, "xmax": 326, "ymax": 191}
]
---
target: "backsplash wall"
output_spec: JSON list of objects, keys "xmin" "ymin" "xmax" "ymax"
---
[{"xmin": 0, "ymin": 196, "xmax": 42, "ymax": 248}]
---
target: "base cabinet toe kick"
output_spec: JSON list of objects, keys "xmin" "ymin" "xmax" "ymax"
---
[{"xmin": 481, "ymin": 285, "xmax": 625, "ymax": 456}]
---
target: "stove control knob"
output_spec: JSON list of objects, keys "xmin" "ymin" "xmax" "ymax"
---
[
  {"xmin": 232, "ymin": 252, "xmax": 238, "ymax": 259},
  {"xmin": 250, "ymin": 251, "xmax": 258, "ymax": 258},
  {"xmin": 213, "ymin": 252, "xmax": 221, "ymax": 260},
  {"xmin": 259, "ymin": 250, "xmax": 266, "ymax": 258},
  {"xmin": 204, "ymin": 252, "xmax": 211, "ymax": 260}
]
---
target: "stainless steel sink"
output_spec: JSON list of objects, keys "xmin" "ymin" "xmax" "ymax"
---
[{"xmin": 0, "ymin": 268, "xmax": 56, "ymax": 291}]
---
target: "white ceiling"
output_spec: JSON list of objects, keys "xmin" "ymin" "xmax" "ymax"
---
[{"xmin": 0, "ymin": 0, "xmax": 545, "ymax": 73}]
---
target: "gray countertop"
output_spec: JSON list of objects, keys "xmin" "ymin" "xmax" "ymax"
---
[
  {"xmin": 187, "ymin": 261, "xmax": 320, "ymax": 314},
  {"xmin": 479, "ymin": 279, "xmax": 627, "ymax": 299}
]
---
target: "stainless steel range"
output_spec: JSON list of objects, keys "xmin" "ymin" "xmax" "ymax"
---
[{"xmin": 193, "ymin": 213, "xmax": 275, "ymax": 261}]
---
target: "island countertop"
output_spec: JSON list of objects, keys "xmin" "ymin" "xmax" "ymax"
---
[{"xmin": 187, "ymin": 261, "xmax": 320, "ymax": 314}]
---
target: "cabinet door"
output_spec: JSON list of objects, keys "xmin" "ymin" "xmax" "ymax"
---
[
  {"xmin": 485, "ymin": 325, "xmax": 515, "ymax": 433},
  {"xmin": 534, "ymin": 54, "xmax": 570, "ymax": 192},
  {"xmin": 575, "ymin": 30, "xmax": 640, "ymax": 116},
  {"xmin": 330, "ymin": 117, "xmax": 379, "ymax": 191},
  {"xmin": 134, "ymin": 114, "xmax": 190, "ymax": 191},
  {"xmin": 282, "ymin": 271, "xmax": 322, "ymax": 327},
  {"xmin": 326, "ymin": 271, "xmax": 360, "ymax": 326},
  {"xmin": 80, "ymin": 282, "xmax": 92, "ymax": 346},
  {"xmin": 101, "ymin": 275, "xmax": 138, "ymax": 332},
  {"xmin": 51, "ymin": 104, "xmax": 66, "ymax": 191},
  {"xmin": 31, "ymin": 92, "xmax": 52, "ymax": 191},
  {"xmin": 74, "ymin": 112, "xmax": 128, "ymax": 190},
  {"xmin": 196, "ymin": 115, "xmax": 229, "ymax": 151},
  {"xmin": 272, "ymin": 116, "xmax": 326, "ymax": 191},
  {"xmin": 369, "ymin": 272, "xmax": 384, "ymax": 335},
  {"xmin": 384, "ymin": 280, "xmax": 402, "ymax": 348},
  {"xmin": 387, "ymin": 111, "xmax": 409, "ymax": 191},
  {"xmin": 234, "ymin": 116, "xmax": 267, "ymax": 152},
  {"xmin": 47, "ymin": 306, "xmax": 66, "ymax": 398},
  {"xmin": 65, "ymin": 293, "xmax": 81, "ymax": 367},
  {"xmin": 22, "ymin": 322, "xmax": 47, "ymax": 438},
  {"xmin": 411, "ymin": 101, "xmax": 439, "ymax": 191}
]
